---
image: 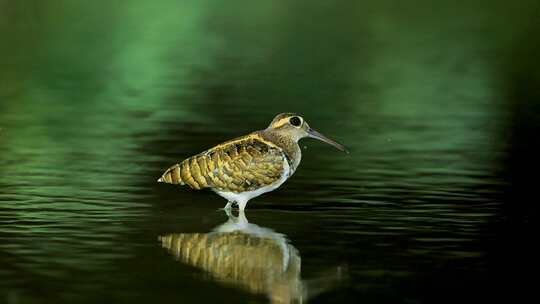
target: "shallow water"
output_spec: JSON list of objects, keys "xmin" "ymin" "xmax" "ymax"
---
[{"xmin": 1, "ymin": 1, "xmax": 539, "ymax": 303}]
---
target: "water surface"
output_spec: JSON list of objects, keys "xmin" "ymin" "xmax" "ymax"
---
[{"xmin": 1, "ymin": 1, "xmax": 539, "ymax": 303}]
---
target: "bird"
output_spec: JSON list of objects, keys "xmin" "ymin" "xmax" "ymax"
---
[
  {"xmin": 159, "ymin": 211, "xmax": 302, "ymax": 303},
  {"xmin": 157, "ymin": 113, "xmax": 347, "ymax": 211},
  {"xmin": 159, "ymin": 210, "xmax": 345, "ymax": 303}
]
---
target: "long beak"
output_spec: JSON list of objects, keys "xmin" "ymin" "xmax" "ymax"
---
[{"xmin": 307, "ymin": 128, "xmax": 348, "ymax": 153}]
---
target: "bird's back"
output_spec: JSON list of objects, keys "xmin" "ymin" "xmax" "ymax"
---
[{"xmin": 158, "ymin": 133, "xmax": 287, "ymax": 193}]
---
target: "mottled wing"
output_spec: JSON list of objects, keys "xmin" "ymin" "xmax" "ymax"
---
[
  {"xmin": 159, "ymin": 232, "xmax": 299, "ymax": 296},
  {"xmin": 158, "ymin": 134, "xmax": 285, "ymax": 193}
]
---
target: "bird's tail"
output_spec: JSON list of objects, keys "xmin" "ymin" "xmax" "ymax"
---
[{"xmin": 157, "ymin": 164, "xmax": 185, "ymax": 185}]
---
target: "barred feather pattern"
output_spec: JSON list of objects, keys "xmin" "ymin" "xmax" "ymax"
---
[
  {"xmin": 158, "ymin": 135, "xmax": 286, "ymax": 193},
  {"xmin": 159, "ymin": 232, "xmax": 302, "ymax": 303}
]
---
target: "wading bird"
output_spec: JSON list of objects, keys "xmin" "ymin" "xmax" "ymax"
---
[
  {"xmin": 157, "ymin": 113, "xmax": 347, "ymax": 211},
  {"xmin": 159, "ymin": 210, "xmax": 346, "ymax": 303}
]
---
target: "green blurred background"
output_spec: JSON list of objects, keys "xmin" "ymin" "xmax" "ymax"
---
[{"xmin": 1, "ymin": 1, "xmax": 539, "ymax": 303}]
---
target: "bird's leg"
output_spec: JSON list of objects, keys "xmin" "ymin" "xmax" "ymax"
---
[
  {"xmin": 223, "ymin": 201, "xmax": 233, "ymax": 210},
  {"xmin": 237, "ymin": 200, "xmax": 248, "ymax": 212},
  {"xmin": 224, "ymin": 209, "xmax": 247, "ymax": 226},
  {"xmin": 236, "ymin": 209, "xmax": 248, "ymax": 225},
  {"xmin": 222, "ymin": 201, "xmax": 234, "ymax": 217}
]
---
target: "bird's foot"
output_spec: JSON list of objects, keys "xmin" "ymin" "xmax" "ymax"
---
[{"xmin": 219, "ymin": 201, "xmax": 235, "ymax": 217}]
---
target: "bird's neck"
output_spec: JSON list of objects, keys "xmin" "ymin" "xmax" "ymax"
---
[{"xmin": 258, "ymin": 130, "xmax": 302, "ymax": 172}]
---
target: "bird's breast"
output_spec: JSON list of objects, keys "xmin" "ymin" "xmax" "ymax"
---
[{"xmin": 214, "ymin": 157, "xmax": 291, "ymax": 204}]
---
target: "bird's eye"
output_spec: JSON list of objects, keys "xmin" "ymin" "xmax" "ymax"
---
[{"xmin": 289, "ymin": 116, "xmax": 302, "ymax": 127}]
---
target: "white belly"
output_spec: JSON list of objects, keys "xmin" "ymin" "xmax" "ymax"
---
[{"xmin": 214, "ymin": 158, "xmax": 291, "ymax": 210}]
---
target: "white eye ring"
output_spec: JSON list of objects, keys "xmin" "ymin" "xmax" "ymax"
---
[{"xmin": 289, "ymin": 116, "xmax": 302, "ymax": 127}]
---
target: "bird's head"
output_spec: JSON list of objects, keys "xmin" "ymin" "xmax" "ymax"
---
[{"xmin": 267, "ymin": 113, "xmax": 348, "ymax": 153}]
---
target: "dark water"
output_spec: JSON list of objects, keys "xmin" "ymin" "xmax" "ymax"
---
[{"xmin": 1, "ymin": 1, "xmax": 539, "ymax": 303}]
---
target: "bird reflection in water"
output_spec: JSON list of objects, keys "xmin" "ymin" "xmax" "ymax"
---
[{"xmin": 159, "ymin": 210, "xmax": 345, "ymax": 303}]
